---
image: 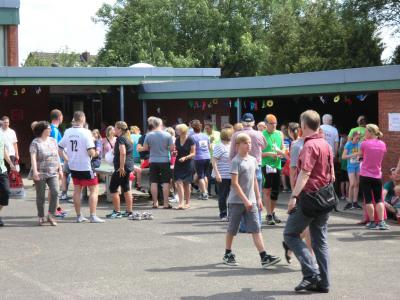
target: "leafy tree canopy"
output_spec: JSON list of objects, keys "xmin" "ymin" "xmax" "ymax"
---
[{"xmin": 92, "ymin": 0, "xmax": 384, "ymax": 76}]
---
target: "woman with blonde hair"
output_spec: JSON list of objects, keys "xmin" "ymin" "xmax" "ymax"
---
[
  {"xmin": 173, "ymin": 124, "xmax": 195, "ymax": 209},
  {"xmin": 102, "ymin": 125, "xmax": 116, "ymax": 159},
  {"xmin": 359, "ymin": 124, "xmax": 388, "ymax": 230},
  {"xmin": 233, "ymin": 123, "xmax": 243, "ymax": 132},
  {"xmin": 106, "ymin": 121, "xmax": 135, "ymax": 219}
]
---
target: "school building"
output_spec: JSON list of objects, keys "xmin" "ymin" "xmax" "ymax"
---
[{"xmin": 1, "ymin": 0, "xmax": 399, "ymax": 175}]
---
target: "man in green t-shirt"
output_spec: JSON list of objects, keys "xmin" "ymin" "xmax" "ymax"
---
[
  {"xmin": 348, "ymin": 115, "xmax": 366, "ymax": 141},
  {"xmin": 261, "ymin": 114, "xmax": 286, "ymax": 225},
  {"xmin": 0, "ymin": 126, "xmax": 16, "ymax": 227}
]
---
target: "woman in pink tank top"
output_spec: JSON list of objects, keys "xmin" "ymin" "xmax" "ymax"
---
[{"xmin": 359, "ymin": 124, "xmax": 389, "ymax": 230}]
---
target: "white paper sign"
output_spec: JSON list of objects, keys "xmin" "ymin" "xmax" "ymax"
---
[
  {"xmin": 388, "ymin": 113, "xmax": 400, "ymax": 132},
  {"xmin": 221, "ymin": 115, "xmax": 230, "ymax": 129},
  {"xmin": 211, "ymin": 114, "xmax": 216, "ymax": 126}
]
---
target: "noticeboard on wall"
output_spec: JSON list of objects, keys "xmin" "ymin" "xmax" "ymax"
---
[{"xmin": 388, "ymin": 113, "xmax": 400, "ymax": 132}]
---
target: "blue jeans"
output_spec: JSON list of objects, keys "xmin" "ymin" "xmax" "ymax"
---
[
  {"xmin": 239, "ymin": 166, "xmax": 262, "ymax": 231},
  {"xmin": 283, "ymin": 207, "xmax": 330, "ymax": 288}
]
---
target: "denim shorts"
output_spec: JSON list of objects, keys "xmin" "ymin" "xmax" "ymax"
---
[{"xmin": 347, "ymin": 165, "xmax": 360, "ymax": 174}]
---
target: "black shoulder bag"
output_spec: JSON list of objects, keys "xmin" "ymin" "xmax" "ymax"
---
[{"xmin": 298, "ymin": 141, "xmax": 339, "ymax": 218}]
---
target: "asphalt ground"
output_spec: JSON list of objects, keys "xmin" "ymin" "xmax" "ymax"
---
[{"xmin": 0, "ymin": 181, "xmax": 399, "ymax": 300}]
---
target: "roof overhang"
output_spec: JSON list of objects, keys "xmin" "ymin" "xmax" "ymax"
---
[
  {"xmin": 0, "ymin": 66, "xmax": 221, "ymax": 86},
  {"xmin": 0, "ymin": 0, "xmax": 20, "ymax": 25},
  {"xmin": 139, "ymin": 65, "xmax": 400, "ymax": 100}
]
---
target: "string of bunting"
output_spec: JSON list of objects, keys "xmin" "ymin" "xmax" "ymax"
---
[
  {"xmin": 187, "ymin": 94, "xmax": 368, "ymax": 110},
  {"xmin": 187, "ymin": 98, "xmax": 276, "ymax": 111},
  {"xmin": 0, "ymin": 86, "xmax": 43, "ymax": 97},
  {"xmin": 319, "ymin": 94, "xmax": 368, "ymax": 105}
]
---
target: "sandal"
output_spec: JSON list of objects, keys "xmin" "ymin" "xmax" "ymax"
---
[
  {"xmin": 47, "ymin": 215, "xmax": 57, "ymax": 226},
  {"xmin": 163, "ymin": 205, "xmax": 173, "ymax": 209},
  {"xmin": 184, "ymin": 204, "xmax": 191, "ymax": 209},
  {"xmin": 152, "ymin": 204, "xmax": 159, "ymax": 209},
  {"xmin": 175, "ymin": 206, "xmax": 185, "ymax": 210}
]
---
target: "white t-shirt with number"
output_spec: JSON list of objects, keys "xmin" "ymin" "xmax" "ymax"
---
[{"xmin": 59, "ymin": 126, "xmax": 95, "ymax": 171}]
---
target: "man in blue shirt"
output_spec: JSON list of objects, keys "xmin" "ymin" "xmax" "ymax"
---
[{"xmin": 49, "ymin": 110, "xmax": 71, "ymax": 208}]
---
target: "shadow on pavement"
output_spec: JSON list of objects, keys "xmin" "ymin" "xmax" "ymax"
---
[
  {"xmin": 181, "ymin": 288, "xmax": 305, "ymax": 300},
  {"xmin": 337, "ymin": 230, "xmax": 400, "ymax": 242},
  {"xmin": 147, "ymin": 263, "xmax": 297, "ymax": 278},
  {"xmin": 164, "ymin": 231, "xmax": 225, "ymax": 236},
  {"xmin": 1, "ymin": 217, "xmax": 39, "ymax": 227}
]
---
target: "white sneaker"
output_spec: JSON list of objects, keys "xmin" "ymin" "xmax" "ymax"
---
[
  {"xmin": 129, "ymin": 212, "xmax": 142, "ymax": 220},
  {"xmin": 76, "ymin": 215, "xmax": 89, "ymax": 223},
  {"xmin": 141, "ymin": 212, "xmax": 154, "ymax": 220},
  {"xmin": 169, "ymin": 194, "xmax": 179, "ymax": 203},
  {"xmin": 90, "ymin": 215, "xmax": 105, "ymax": 223}
]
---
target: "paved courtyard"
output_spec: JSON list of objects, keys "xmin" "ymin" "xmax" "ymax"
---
[{"xmin": 0, "ymin": 181, "xmax": 399, "ymax": 300}]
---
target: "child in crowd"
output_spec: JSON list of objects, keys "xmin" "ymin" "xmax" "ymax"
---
[
  {"xmin": 338, "ymin": 135, "xmax": 349, "ymax": 201},
  {"xmin": 223, "ymin": 133, "xmax": 280, "ymax": 268},
  {"xmin": 385, "ymin": 185, "xmax": 400, "ymax": 221},
  {"xmin": 383, "ymin": 168, "xmax": 400, "ymax": 221},
  {"xmin": 342, "ymin": 131, "xmax": 362, "ymax": 210}
]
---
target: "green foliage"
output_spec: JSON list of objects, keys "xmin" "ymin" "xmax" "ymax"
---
[
  {"xmin": 23, "ymin": 47, "xmax": 95, "ymax": 67},
  {"xmin": 350, "ymin": 0, "xmax": 400, "ymax": 29},
  {"xmin": 392, "ymin": 45, "xmax": 400, "ymax": 64},
  {"xmin": 94, "ymin": 0, "xmax": 384, "ymax": 76}
]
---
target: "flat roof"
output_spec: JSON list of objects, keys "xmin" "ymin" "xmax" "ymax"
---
[
  {"xmin": 139, "ymin": 65, "xmax": 400, "ymax": 100},
  {"xmin": 0, "ymin": 66, "xmax": 221, "ymax": 85},
  {"xmin": 0, "ymin": 0, "xmax": 19, "ymax": 8},
  {"xmin": 0, "ymin": 0, "xmax": 19, "ymax": 25}
]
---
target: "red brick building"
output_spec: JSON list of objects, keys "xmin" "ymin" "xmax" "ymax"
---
[{"xmin": 141, "ymin": 66, "xmax": 400, "ymax": 179}]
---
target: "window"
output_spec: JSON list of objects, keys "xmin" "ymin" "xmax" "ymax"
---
[{"xmin": 0, "ymin": 26, "xmax": 5, "ymax": 66}]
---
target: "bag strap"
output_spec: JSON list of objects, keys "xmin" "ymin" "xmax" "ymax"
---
[{"xmin": 106, "ymin": 137, "xmax": 113, "ymax": 149}]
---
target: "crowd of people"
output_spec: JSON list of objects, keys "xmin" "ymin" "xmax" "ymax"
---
[{"xmin": 0, "ymin": 108, "xmax": 399, "ymax": 293}]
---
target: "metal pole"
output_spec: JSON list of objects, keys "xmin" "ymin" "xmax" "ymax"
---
[
  {"xmin": 236, "ymin": 98, "xmax": 241, "ymax": 123},
  {"xmin": 142, "ymin": 100, "xmax": 148, "ymax": 131},
  {"xmin": 119, "ymin": 85, "xmax": 124, "ymax": 121}
]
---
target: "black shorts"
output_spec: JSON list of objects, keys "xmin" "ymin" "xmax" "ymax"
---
[
  {"xmin": 109, "ymin": 170, "xmax": 131, "ymax": 193},
  {"xmin": 340, "ymin": 170, "xmax": 349, "ymax": 182},
  {"xmin": 194, "ymin": 159, "xmax": 210, "ymax": 179},
  {"xmin": 360, "ymin": 176, "xmax": 383, "ymax": 204},
  {"xmin": 0, "ymin": 172, "xmax": 10, "ymax": 206},
  {"xmin": 261, "ymin": 167, "xmax": 280, "ymax": 201},
  {"xmin": 70, "ymin": 170, "xmax": 96, "ymax": 180},
  {"xmin": 149, "ymin": 162, "xmax": 172, "ymax": 184}
]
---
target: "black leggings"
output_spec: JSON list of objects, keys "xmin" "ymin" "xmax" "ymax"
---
[{"xmin": 359, "ymin": 176, "xmax": 383, "ymax": 204}]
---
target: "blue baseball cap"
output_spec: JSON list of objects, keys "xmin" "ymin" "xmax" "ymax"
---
[{"xmin": 241, "ymin": 113, "xmax": 255, "ymax": 122}]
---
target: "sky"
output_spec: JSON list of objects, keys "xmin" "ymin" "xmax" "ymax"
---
[{"xmin": 18, "ymin": 0, "xmax": 400, "ymax": 66}]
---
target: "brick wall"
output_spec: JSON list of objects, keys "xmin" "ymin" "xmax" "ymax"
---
[
  {"xmin": 378, "ymin": 90, "xmax": 400, "ymax": 180},
  {"xmin": 0, "ymin": 86, "xmax": 50, "ymax": 166},
  {"xmin": 6, "ymin": 25, "xmax": 18, "ymax": 66}
]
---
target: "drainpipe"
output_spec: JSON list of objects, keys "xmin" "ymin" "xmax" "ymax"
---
[
  {"xmin": 142, "ymin": 100, "xmax": 148, "ymax": 131},
  {"xmin": 236, "ymin": 98, "xmax": 241, "ymax": 123},
  {"xmin": 120, "ymin": 85, "xmax": 125, "ymax": 121}
]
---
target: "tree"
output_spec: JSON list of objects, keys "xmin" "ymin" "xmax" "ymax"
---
[
  {"xmin": 94, "ymin": 0, "xmax": 384, "ymax": 76},
  {"xmin": 351, "ymin": 0, "xmax": 400, "ymax": 30},
  {"xmin": 392, "ymin": 45, "xmax": 400, "ymax": 64}
]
